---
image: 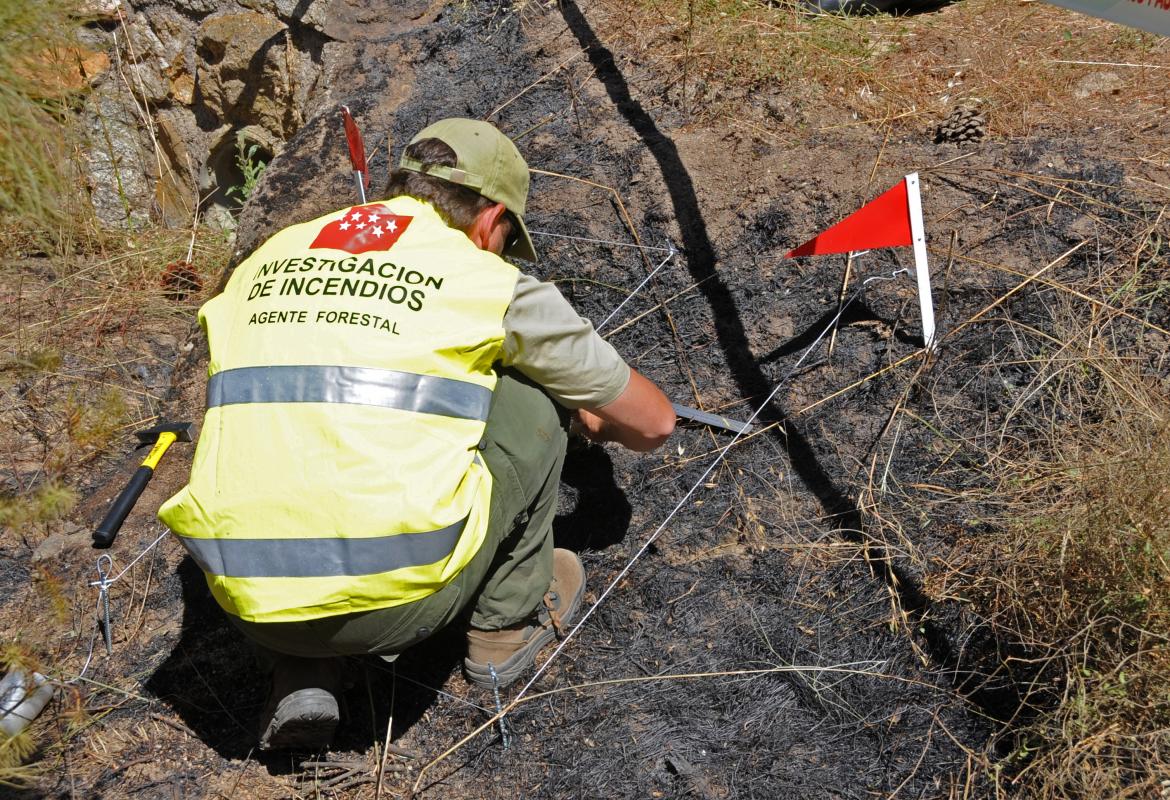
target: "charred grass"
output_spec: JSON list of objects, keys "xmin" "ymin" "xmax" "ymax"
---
[
  {"xmin": 930, "ymin": 282, "xmax": 1170, "ymax": 795},
  {"xmin": 587, "ymin": 2, "xmax": 1170, "ymax": 795},
  {"xmin": 2, "ymin": 0, "xmax": 1169, "ymax": 797},
  {"xmin": 845, "ymin": 172, "xmax": 1170, "ymax": 796}
]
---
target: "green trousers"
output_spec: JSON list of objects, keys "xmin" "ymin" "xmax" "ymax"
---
[{"xmin": 230, "ymin": 370, "xmax": 569, "ymax": 658}]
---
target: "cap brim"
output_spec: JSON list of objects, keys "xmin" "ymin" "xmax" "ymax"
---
[{"xmin": 503, "ymin": 217, "xmax": 537, "ymax": 263}]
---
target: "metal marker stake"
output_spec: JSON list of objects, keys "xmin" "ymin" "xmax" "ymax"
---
[
  {"xmin": 488, "ymin": 664, "xmax": 511, "ymax": 749},
  {"xmin": 93, "ymin": 555, "xmax": 114, "ymax": 656},
  {"xmin": 905, "ymin": 173, "xmax": 937, "ymax": 351}
]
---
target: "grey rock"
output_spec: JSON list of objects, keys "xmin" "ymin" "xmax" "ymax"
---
[
  {"xmin": 161, "ymin": 0, "xmax": 224, "ymax": 15},
  {"xmin": 82, "ymin": 84, "xmax": 155, "ymax": 227},
  {"xmin": 195, "ymin": 10, "xmax": 320, "ymax": 139},
  {"xmin": 32, "ymin": 523, "xmax": 88, "ymax": 562},
  {"xmin": 1073, "ymin": 71, "xmax": 1123, "ymax": 100},
  {"xmin": 239, "ymin": 0, "xmax": 332, "ymax": 32},
  {"xmin": 139, "ymin": 4, "xmax": 194, "ymax": 69}
]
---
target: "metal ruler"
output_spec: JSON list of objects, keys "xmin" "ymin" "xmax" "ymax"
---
[{"xmin": 671, "ymin": 403, "xmax": 754, "ymax": 435}]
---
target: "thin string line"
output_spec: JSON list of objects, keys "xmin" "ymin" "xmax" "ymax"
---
[
  {"xmin": 511, "ymin": 268, "xmax": 910, "ymax": 705},
  {"xmin": 72, "ymin": 627, "xmax": 99, "ymax": 685},
  {"xmin": 529, "ymin": 229, "xmax": 676, "ymax": 253},
  {"xmin": 361, "ymin": 656, "xmax": 493, "ymax": 715},
  {"xmin": 104, "ymin": 528, "xmax": 170, "ymax": 584},
  {"xmin": 69, "ymin": 526, "xmax": 172, "ymax": 683},
  {"xmin": 596, "ymin": 248, "xmax": 676, "ymax": 333}
]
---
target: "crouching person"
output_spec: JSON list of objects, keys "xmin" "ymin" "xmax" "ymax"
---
[{"xmin": 158, "ymin": 118, "xmax": 675, "ymax": 750}]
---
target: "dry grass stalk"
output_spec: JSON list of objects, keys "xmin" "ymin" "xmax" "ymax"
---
[
  {"xmin": 873, "ymin": 203, "xmax": 1170, "ymax": 795},
  {"xmin": 0, "ymin": 0, "xmax": 91, "ymax": 239}
]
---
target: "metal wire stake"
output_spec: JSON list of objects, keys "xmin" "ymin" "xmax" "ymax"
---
[
  {"xmin": 487, "ymin": 663, "xmax": 511, "ymax": 749},
  {"xmin": 92, "ymin": 555, "xmax": 114, "ymax": 656},
  {"xmin": 70, "ymin": 529, "xmax": 169, "ymax": 683}
]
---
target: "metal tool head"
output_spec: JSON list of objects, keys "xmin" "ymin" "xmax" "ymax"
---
[
  {"xmin": 134, "ymin": 421, "xmax": 193, "ymax": 444},
  {"xmin": 671, "ymin": 403, "xmax": 754, "ymax": 436}
]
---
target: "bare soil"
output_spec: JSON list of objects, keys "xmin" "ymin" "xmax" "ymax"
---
[{"xmin": 3, "ymin": 1, "xmax": 1168, "ymax": 798}]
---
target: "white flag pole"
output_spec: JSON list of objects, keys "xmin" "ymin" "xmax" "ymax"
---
[{"xmin": 905, "ymin": 173, "xmax": 937, "ymax": 351}]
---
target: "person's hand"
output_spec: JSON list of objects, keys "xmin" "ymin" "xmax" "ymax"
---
[
  {"xmin": 571, "ymin": 370, "xmax": 675, "ymax": 452},
  {"xmin": 571, "ymin": 408, "xmax": 609, "ymax": 442}
]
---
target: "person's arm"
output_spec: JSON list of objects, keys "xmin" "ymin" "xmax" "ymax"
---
[
  {"xmin": 500, "ymin": 273, "xmax": 675, "ymax": 451},
  {"xmin": 572, "ymin": 368, "xmax": 675, "ymax": 452}
]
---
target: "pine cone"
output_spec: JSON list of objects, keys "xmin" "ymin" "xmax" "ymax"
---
[{"xmin": 935, "ymin": 106, "xmax": 987, "ymax": 144}]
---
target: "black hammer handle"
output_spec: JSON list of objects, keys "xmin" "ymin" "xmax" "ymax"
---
[
  {"xmin": 93, "ymin": 467, "xmax": 153, "ymax": 548},
  {"xmin": 92, "ymin": 430, "xmax": 179, "ymax": 549}
]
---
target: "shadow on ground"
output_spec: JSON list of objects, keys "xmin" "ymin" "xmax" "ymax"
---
[
  {"xmin": 554, "ymin": 442, "xmax": 632, "ymax": 552},
  {"xmin": 143, "ymin": 558, "xmax": 465, "ymax": 768}
]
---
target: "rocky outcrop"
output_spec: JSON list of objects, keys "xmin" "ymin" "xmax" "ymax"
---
[
  {"xmin": 76, "ymin": 0, "xmax": 331, "ymax": 229},
  {"xmin": 196, "ymin": 12, "xmax": 305, "ymax": 136},
  {"xmin": 73, "ymin": 0, "xmax": 451, "ymax": 239}
]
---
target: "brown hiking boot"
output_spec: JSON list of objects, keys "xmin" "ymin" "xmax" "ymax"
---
[
  {"xmin": 258, "ymin": 655, "xmax": 343, "ymax": 751},
  {"xmin": 464, "ymin": 548, "xmax": 586, "ymax": 689}
]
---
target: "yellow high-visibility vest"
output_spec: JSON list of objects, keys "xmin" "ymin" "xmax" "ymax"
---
[{"xmin": 159, "ymin": 197, "xmax": 518, "ymax": 623}]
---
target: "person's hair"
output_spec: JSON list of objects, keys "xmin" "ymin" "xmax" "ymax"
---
[{"xmin": 384, "ymin": 138, "xmax": 513, "ymax": 239}]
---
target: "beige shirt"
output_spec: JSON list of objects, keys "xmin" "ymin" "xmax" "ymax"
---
[{"xmin": 500, "ymin": 272, "xmax": 631, "ymax": 409}]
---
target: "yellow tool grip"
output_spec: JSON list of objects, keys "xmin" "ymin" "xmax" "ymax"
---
[{"xmin": 141, "ymin": 431, "xmax": 178, "ymax": 470}]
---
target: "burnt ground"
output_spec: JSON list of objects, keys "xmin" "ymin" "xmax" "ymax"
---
[{"xmin": 4, "ymin": 1, "xmax": 1169, "ymax": 798}]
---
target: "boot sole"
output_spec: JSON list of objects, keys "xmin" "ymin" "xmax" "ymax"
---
[
  {"xmin": 464, "ymin": 553, "xmax": 587, "ymax": 690},
  {"xmin": 258, "ymin": 688, "xmax": 339, "ymax": 751}
]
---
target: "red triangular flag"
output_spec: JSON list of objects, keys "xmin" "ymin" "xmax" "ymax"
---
[
  {"xmin": 341, "ymin": 106, "xmax": 369, "ymax": 190},
  {"xmin": 309, "ymin": 204, "xmax": 412, "ymax": 254},
  {"xmin": 787, "ymin": 179, "xmax": 912, "ymax": 257}
]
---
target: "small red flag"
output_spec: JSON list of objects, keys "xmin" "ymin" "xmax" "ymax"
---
[
  {"xmin": 787, "ymin": 179, "xmax": 912, "ymax": 258},
  {"xmin": 309, "ymin": 204, "xmax": 412, "ymax": 254},
  {"xmin": 341, "ymin": 106, "xmax": 369, "ymax": 191}
]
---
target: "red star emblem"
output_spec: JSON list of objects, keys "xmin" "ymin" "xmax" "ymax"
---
[{"xmin": 309, "ymin": 204, "xmax": 412, "ymax": 254}]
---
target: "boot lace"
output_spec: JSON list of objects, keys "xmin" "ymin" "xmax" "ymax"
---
[{"xmin": 542, "ymin": 591, "xmax": 565, "ymax": 638}]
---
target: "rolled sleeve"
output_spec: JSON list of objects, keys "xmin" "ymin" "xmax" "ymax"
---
[{"xmin": 500, "ymin": 273, "xmax": 630, "ymax": 409}]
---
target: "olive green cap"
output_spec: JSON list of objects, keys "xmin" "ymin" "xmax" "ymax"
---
[{"xmin": 399, "ymin": 118, "xmax": 537, "ymax": 263}]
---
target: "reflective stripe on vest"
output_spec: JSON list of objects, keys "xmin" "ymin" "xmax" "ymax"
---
[
  {"xmin": 207, "ymin": 365, "xmax": 492, "ymax": 421},
  {"xmin": 179, "ymin": 515, "xmax": 466, "ymax": 578}
]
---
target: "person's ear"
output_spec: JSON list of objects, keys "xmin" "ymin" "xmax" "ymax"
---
[{"xmin": 467, "ymin": 203, "xmax": 509, "ymax": 253}]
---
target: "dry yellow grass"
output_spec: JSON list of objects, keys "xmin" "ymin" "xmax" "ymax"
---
[
  {"xmin": 0, "ymin": 0, "xmax": 98, "ymax": 245},
  {"xmin": 0, "ymin": 227, "xmax": 227, "ymax": 783},
  {"xmin": 611, "ymin": 0, "xmax": 1169, "ymax": 139}
]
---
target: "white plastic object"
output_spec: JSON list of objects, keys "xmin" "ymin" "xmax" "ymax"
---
[{"xmin": 0, "ymin": 670, "xmax": 56, "ymax": 738}]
